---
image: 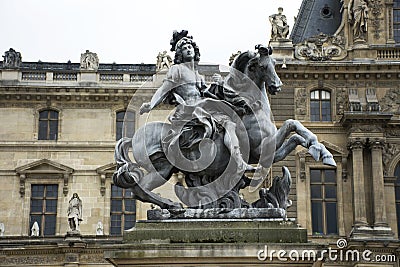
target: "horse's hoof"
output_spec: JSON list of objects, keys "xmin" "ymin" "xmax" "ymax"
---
[
  {"xmin": 323, "ymin": 156, "xmax": 337, "ymax": 167},
  {"xmin": 308, "ymin": 144, "xmax": 321, "ymax": 161}
]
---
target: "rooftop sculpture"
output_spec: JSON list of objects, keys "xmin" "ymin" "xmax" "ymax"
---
[{"xmin": 113, "ymin": 31, "xmax": 336, "ymax": 219}]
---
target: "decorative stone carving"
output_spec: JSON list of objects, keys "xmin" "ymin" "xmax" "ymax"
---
[
  {"xmin": 294, "ymin": 33, "xmax": 346, "ymax": 61},
  {"xmin": 295, "ymin": 88, "xmax": 307, "ymax": 118},
  {"xmin": 383, "ymin": 143, "xmax": 400, "ymax": 176},
  {"xmin": 380, "ymin": 88, "xmax": 400, "ymax": 113},
  {"xmin": 348, "ymin": 138, "xmax": 366, "ymax": 150},
  {"xmin": 80, "ymin": 50, "xmax": 99, "ymax": 71},
  {"xmin": 336, "ymin": 88, "xmax": 349, "ymax": 115},
  {"xmin": 31, "ymin": 221, "xmax": 39, "ymax": 236},
  {"xmin": 2, "ymin": 48, "xmax": 22, "ymax": 68},
  {"xmin": 350, "ymin": 125, "xmax": 383, "ymax": 133},
  {"xmin": 96, "ymin": 221, "xmax": 103, "ymax": 235},
  {"xmin": 369, "ymin": 0, "xmax": 384, "ymax": 39},
  {"xmin": 156, "ymin": 51, "xmax": 172, "ymax": 71}
]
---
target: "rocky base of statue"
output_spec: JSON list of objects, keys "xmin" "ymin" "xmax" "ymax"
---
[{"xmin": 148, "ymin": 207, "xmax": 287, "ymax": 220}]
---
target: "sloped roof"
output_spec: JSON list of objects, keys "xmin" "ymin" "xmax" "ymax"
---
[{"xmin": 290, "ymin": 0, "xmax": 343, "ymax": 44}]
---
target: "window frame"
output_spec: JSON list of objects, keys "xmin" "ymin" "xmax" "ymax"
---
[
  {"xmin": 310, "ymin": 89, "xmax": 332, "ymax": 122},
  {"xmin": 38, "ymin": 109, "xmax": 59, "ymax": 140},
  {"xmin": 115, "ymin": 109, "xmax": 135, "ymax": 141},
  {"xmin": 110, "ymin": 184, "xmax": 136, "ymax": 236},
  {"xmin": 29, "ymin": 184, "xmax": 59, "ymax": 236},
  {"xmin": 394, "ymin": 0, "xmax": 400, "ymax": 42},
  {"xmin": 310, "ymin": 168, "xmax": 338, "ymax": 236}
]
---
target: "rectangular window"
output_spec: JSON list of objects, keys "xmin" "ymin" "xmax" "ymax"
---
[
  {"xmin": 30, "ymin": 184, "xmax": 58, "ymax": 236},
  {"xmin": 310, "ymin": 169, "xmax": 338, "ymax": 235},
  {"xmin": 310, "ymin": 90, "xmax": 331, "ymax": 122},
  {"xmin": 116, "ymin": 110, "xmax": 135, "ymax": 140},
  {"xmin": 38, "ymin": 110, "xmax": 59, "ymax": 140},
  {"xmin": 110, "ymin": 185, "xmax": 136, "ymax": 235}
]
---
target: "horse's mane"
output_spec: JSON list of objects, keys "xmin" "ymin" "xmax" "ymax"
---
[{"xmin": 231, "ymin": 51, "xmax": 257, "ymax": 74}]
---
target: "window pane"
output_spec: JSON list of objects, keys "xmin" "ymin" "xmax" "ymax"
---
[
  {"xmin": 111, "ymin": 200, "xmax": 122, "ymax": 212},
  {"xmin": 30, "ymin": 199, "xmax": 43, "ymax": 213},
  {"xmin": 325, "ymin": 170, "xmax": 336, "ymax": 183},
  {"xmin": 321, "ymin": 101, "xmax": 331, "ymax": 121},
  {"xmin": 39, "ymin": 110, "xmax": 48, "ymax": 119},
  {"xmin": 49, "ymin": 110, "xmax": 58, "ymax": 119},
  {"xmin": 310, "ymin": 170, "xmax": 321, "ymax": 182},
  {"xmin": 116, "ymin": 121, "xmax": 123, "ymax": 140},
  {"xmin": 124, "ymin": 214, "xmax": 135, "ymax": 230},
  {"xmin": 116, "ymin": 111, "xmax": 125, "ymax": 120},
  {"xmin": 311, "ymin": 91, "xmax": 319, "ymax": 100},
  {"xmin": 46, "ymin": 200, "xmax": 57, "ymax": 213},
  {"xmin": 38, "ymin": 120, "xmax": 48, "ymax": 140},
  {"xmin": 49, "ymin": 120, "xmax": 58, "ymax": 140},
  {"xmin": 310, "ymin": 101, "xmax": 320, "ymax": 121},
  {"xmin": 32, "ymin": 185, "xmax": 44, "ymax": 197},
  {"xmin": 44, "ymin": 215, "xmax": 56, "ymax": 235},
  {"xmin": 321, "ymin": 91, "xmax": 330, "ymax": 100},
  {"xmin": 397, "ymin": 203, "xmax": 400, "ymax": 236},
  {"xmin": 311, "ymin": 185, "xmax": 322, "ymax": 198},
  {"xmin": 326, "ymin": 202, "xmax": 338, "ymax": 234},
  {"xmin": 46, "ymin": 185, "xmax": 58, "ymax": 198},
  {"xmin": 312, "ymin": 201, "xmax": 323, "ymax": 235},
  {"xmin": 325, "ymin": 185, "xmax": 337, "ymax": 199},
  {"xmin": 112, "ymin": 185, "xmax": 123, "ymax": 197},
  {"xmin": 110, "ymin": 214, "xmax": 122, "ymax": 235},
  {"xmin": 125, "ymin": 199, "xmax": 136, "ymax": 212}
]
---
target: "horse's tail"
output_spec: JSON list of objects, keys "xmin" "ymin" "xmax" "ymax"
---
[{"xmin": 112, "ymin": 137, "xmax": 144, "ymax": 188}]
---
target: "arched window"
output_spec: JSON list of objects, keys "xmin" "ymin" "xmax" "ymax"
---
[
  {"xmin": 395, "ymin": 163, "xmax": 400, "ymax": 236},
  {"xmin": 38, "ymin": 109, "xmax": 59, "ymax": 140},
  {"xmin": 116, "ymin": 110, "xmax": 135, "ymax": 141},
  {"xmin": 310, "ymin": 90, "xmax": 331, "ymax": 122}
]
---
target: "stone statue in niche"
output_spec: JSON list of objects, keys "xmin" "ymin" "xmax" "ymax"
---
[
  {"xmin": 80, "ymin": 50, "xmax": 99, "ymax": 70},
  {"xmin": 2, "ymin": 48, "xmax": 22, "ymax": 68},
  {"xmin": 0, "ymin": 223, "xmax": 4, "ymax": 236},
  {"xmin": 113, "ymin": 30, "xmax": 336, "ymax": 220},
  {"xmin": 96, "ymin": 221, "xmax": 104, "ymax": 235},
  {"xmin": 269, "ymin": 7, "xmax": 290, "ymax": 41},
  {"xmin": 67, "ymin": 193, "xmax": 83, "ymax": 233},
  {"xmin": 348, "ymin": 0, "xmax": 369, "ymax": 41},
  {"xmin": 156, "ymin": 50, "xmax": 172, "ymax": 71},
  {"xmin": 31, "ymin": 221, "xmax": 39, "ymax": 236}
]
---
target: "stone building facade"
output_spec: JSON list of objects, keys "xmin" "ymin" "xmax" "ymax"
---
[{"xmin": 1, "ymin": 0, "xmax": 400, "ymax": 265}]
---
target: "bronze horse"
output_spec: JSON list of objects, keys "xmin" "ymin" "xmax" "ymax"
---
[{"xmin": 113, "ymin": 45, "xmax": 336, "ymax": 209}]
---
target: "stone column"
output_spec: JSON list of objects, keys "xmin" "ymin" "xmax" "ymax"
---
[
  {"xmin": 349, "ymin": 138, "xmax": 368, "ymax": 227},
  {"xmin": 369, "ymin": 138, "xmax": 388, "ymax": 227}
]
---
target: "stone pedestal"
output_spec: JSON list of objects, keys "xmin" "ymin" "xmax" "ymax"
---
[
  {"xmin": 124, "ymin": 219, "xmax": 307, "ymax": 244},
  {"xmin": 268, "ymin": 40, "xmax": 294, "ymax": 59},
  {"xmin": 105, "ymin": 218, "xmax": 311, "ymax": 266}
]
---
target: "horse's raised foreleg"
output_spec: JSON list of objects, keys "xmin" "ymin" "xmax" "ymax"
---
[
  {"xmin": 274, "ymin": 119, "xmax": 336, "ymax": 166},
  {"xmin": 273, "ymin": 134, "xmax": 306, "ymax": 163}
]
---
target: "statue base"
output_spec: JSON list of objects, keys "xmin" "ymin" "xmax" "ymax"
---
[
  {"xmin": 147, "ymin": 208, "xmax": 286, "ymax": 220},
  {"xmin": 124, "ymin": 218, "xmax": 307, "ymax": 244}
]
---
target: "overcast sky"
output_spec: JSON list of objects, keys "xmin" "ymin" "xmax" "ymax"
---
[{"xmin": 0, "ymin": 0, "xmax": 302, "ymax": 65}]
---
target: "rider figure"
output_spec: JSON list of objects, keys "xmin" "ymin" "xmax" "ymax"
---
[{"xmin": 140, "ymin": 36, "xmax": 256, "ymax": 172}]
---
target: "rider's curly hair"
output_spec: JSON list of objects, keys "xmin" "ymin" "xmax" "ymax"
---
[{"xmin": 174, "ymin": 37, "xmax": 201, "ymax": 64}]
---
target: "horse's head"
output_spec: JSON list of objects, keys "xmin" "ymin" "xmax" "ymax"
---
[{"xmin": 253, "ymin": 44, "xmax": 282, "ymax": 95}]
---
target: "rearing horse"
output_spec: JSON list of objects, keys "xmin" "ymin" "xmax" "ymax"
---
[{"xmin": 113, "ymin": 45, "xmax": 336, "ymax": 209}]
